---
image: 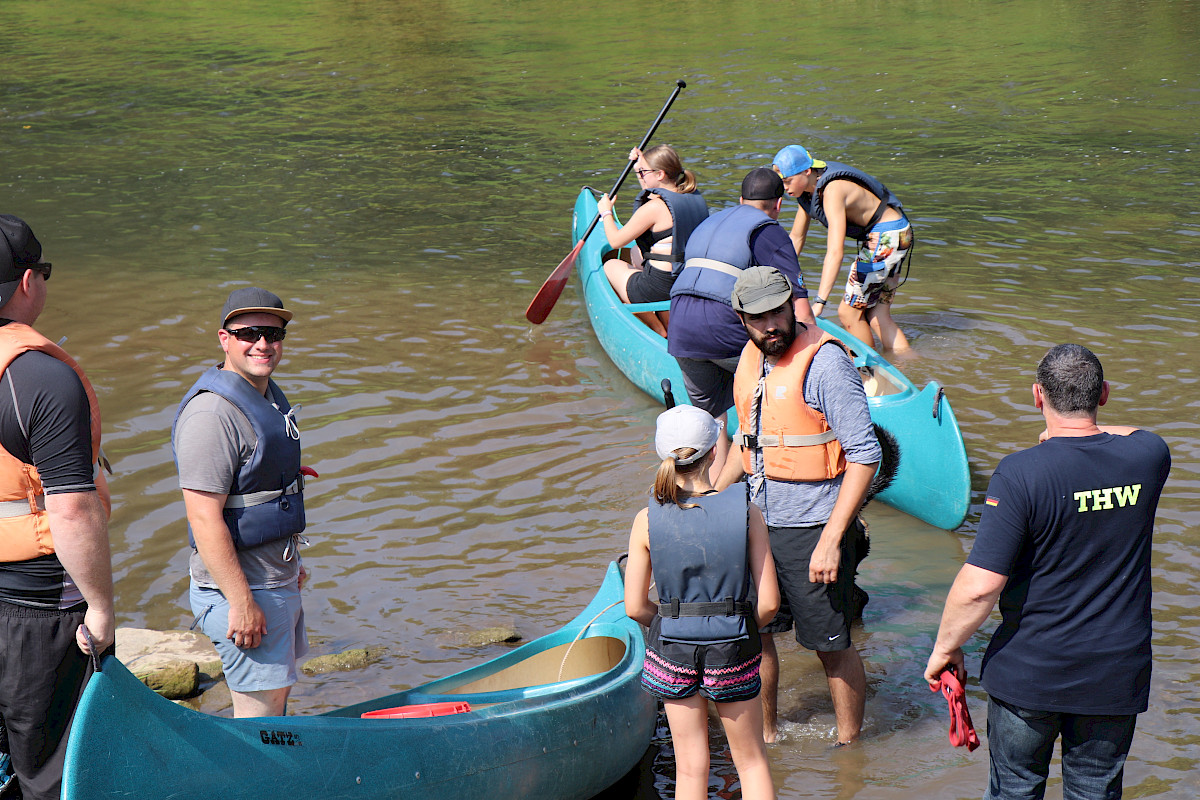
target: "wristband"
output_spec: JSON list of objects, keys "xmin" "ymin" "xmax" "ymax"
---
[
  {"xmin": 600, "ymin": 210, "xmax": 613, "ymax": 219},
  {"xmin": 814, "ymin": 296, "xmax": 828, "ymax": 306}
]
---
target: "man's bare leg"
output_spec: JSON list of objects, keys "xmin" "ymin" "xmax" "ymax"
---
[
  {"xmin": 816, "ymin": 647, "xmax": 866, "ymax": 744},
  {"xmin": 231, "ymin": 686, "xmax": 290, "ymax": 718},
  {"xmin": 837, "ymin": 302, "xmax": 876, "ymax": 350}
]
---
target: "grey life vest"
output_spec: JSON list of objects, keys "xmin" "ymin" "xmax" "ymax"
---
[
  {"xmin": 631, "ymin": 188, "xmax": 710, "ymax": 274},
  {"xmin": 648, "ymin": 484, "xmax": 754, "ymax": 644},
  {"xmin": 670, "ymin": 204, "xmax": 777, "ymax": 306},
  {"xmin": 173, "ymin": 366, "xmax": 306, "ymax": 550}
]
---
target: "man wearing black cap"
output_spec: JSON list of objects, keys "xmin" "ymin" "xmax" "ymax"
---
[
  {"xmin": 668, "ymin": 168, "xmax": 815, "ymax": 477},
  {"xmin": 720, "ymin": 265, "xmax": 880, "ymax": 747},
  {"xmin": 172, "ymin": 288, "xmax": 310, "ymax": 718},
  {"xmin": 0, "ymin": 215, "xmax": 114, "ymax": 799}
]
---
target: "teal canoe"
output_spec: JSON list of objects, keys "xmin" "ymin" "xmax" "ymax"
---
[
  {"xmin": 63, "ymin": 561, "xmax": 656, "ymax": 800},
  {"xmin": 571, "ymin": 188, "xmax": 970, "ymax": 531}
]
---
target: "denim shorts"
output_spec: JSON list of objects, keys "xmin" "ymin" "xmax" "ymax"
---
[{"xmin": 190, "ymin": 582, "xmax": 308, "ymax": 693}]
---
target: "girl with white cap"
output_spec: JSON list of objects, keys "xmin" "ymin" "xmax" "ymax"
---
[{"xmin": 624, "ymin": 405, "xmax": 779, "ymax": 800}]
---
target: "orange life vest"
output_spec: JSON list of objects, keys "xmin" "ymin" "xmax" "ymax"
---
[
  {"xmin": 733, "ymin": 327, "xmax": 848, "ymax": 482},
  {"xmin": 0, "ymin": 323, "xmax": 110, "ymax": 563}
]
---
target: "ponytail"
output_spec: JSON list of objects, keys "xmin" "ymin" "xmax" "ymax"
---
[
  {"xmin": 652, "ymin": 448, "xmax": 709, "ymax": 508},
  {"xmin": 675, "ymin": 169, "xmax": 698, "ymax": 194}
]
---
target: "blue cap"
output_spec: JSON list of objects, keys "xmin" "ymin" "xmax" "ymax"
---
[{"xmin": 772, "ymin": 145, "xmax": 827, "ymax": 178}]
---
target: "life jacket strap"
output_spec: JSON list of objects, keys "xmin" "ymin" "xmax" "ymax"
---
[
  {"xmin": 0, "ymin": 495, "xmax": 45, "ymax": 518},
  {"xmin": 738, "ymin": 430, "xmax": 839, "ymax": 448},
  {"xmin": 224, "ymin": 475, "xmax": 303, "ymax": 510},
  {"xmin": 682, "ymin": 257, "xmax": 750, "ymax": 279},
  {"xmin": 660, "ymin": 597, "xmax": 753, "ymax": 618}
]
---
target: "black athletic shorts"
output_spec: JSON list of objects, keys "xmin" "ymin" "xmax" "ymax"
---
[{"xmin": 759, "ymin": 519, "xmax": 865, "ymax": 652}]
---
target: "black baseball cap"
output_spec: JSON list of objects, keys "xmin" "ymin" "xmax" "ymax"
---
[
  {"xmin": 220, "ymin": 287, "xmax": 294, "ymax": 327},
  {"xmin": 740, "ymin": 168, "xmax": 785, "ymax": 201},
  {"xmin": 0, "ymin": 215, "xmax": 47, "ymax": 305}
]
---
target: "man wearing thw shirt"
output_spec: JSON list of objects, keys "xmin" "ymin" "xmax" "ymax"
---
[{"xmin": 926, "ymin": 343, "xmax": 1171, "ymax": 800}]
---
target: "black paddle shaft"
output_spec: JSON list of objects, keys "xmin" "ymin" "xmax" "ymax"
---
[{"xmin": 576, "ymin": 79, "xmax": 687, "ymax": 247}]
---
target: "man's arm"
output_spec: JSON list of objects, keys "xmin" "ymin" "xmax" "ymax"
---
[
  {"xmin": 789, "ymin": 204, "xmax": 812, "ymax": 256},
  {"xmin": 924, "ymin": 563, "xmax": 1007, "ymax": 686},
  {"xmin": 808, "ymin": 460, "xmax": 876, "ymax": 584},
  {"xmin": 814, "ymin": 183, "xmax": 850, "ymax": 310},
  {"xmin": 182, "ymin": 489, "xmax": 267, "ymax": 649},
  {"xmin": 715, "ymin": 444, "xmax": 746, "ymax": 490},
  {"xmin": 46, "ymin": 491, "xmax": 114, "ymax": 654}
]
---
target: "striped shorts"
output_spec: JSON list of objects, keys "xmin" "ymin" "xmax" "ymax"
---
[{"xmin": 641, "ymin": 617, "xmax": 762, "ymax": 703}]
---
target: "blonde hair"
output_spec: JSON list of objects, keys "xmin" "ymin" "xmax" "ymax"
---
[
  {"xmin": 652, "ymin": 448, "xmax": 710, "ymax": 507},
  {"xmin": 644, "ymin": 145, "xmax": 698, "ymax": 194}
]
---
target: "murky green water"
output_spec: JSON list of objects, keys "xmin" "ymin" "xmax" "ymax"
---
[{"xmin": 5, "ymin": 0, "xmax": 1199, "ymax": 797}]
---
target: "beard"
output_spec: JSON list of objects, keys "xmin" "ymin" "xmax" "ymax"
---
[{"xmin": 748, "ymin": 315, "xmax": 797, "ymax": 358}]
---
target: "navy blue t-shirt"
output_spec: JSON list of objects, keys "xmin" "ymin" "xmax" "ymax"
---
[
  {"xmin": 969, "ymin": 430, "xmax": 1171, "ymax": 715},
  {"xmin": 668, "ymin": 222, "xmax": 808, "ymax": 360}
]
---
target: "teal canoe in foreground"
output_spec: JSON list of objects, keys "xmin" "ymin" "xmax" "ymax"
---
[
  {"xmin": 571, "ymin": 188, "xmax": 970, "ymax": 530},
  {"xmin": 63, "ymin": 561, "xmax": 656, "ymax": 800}
]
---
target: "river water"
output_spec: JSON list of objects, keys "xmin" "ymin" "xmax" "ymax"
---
[{"xmin": 5, "ymin": 0, "xmax": 1199, "ymax": 797}]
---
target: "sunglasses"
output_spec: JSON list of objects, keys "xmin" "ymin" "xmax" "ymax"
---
[
  {"xmin": 25, "ymin": 263, "xmax": 51, "ymax": 281},
  {"xmin": 224, "ymin": 325, "xmax": 287, "ymax": 344},
  {"xmin": 635, "ymin": 168, "xmax": 657, "ymax": 178}
]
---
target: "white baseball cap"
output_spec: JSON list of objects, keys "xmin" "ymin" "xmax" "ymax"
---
[{"xmin": 655, "ymin": 405, "xmax": 720, "ymax": 465}]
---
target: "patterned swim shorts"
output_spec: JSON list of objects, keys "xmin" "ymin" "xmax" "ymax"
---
[
  {"xmin": 845, "ymin": 217, "xmax": 913, "ymax": 309},
  {"xmin": 640, "ymin": 617, "xmax": 762, "ymax": 703}
]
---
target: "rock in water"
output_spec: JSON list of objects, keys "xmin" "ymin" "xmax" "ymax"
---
[{"xmin": 301, "ymin": 646, "xmax": 388, "ymax": 675}]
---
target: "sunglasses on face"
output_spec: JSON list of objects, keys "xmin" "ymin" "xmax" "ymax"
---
[
  {"xmin": 635, "ymin": 168, "xmax": 657, "ymax": 178},
  {"xmin": 25, "ymin": 263, "xmax": 51, "ymax": 281},
  {"xmin": 224, "ymin": 325, "xmax": 287, "ymax": 344}
]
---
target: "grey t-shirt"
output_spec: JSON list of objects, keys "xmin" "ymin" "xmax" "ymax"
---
[
  {"xmin": 750, "ymin": 341, "xmax": 882, "ymax": 527},
  {"xmin": 174, "ymin": 390, "xmax": 301, "ymax": 589}
]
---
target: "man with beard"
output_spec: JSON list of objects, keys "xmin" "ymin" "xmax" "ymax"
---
[{"xmin": 718, "ymin": 266, "xmax": 880, "ymax": 746}]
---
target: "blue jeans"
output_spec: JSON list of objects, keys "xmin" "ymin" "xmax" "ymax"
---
[{"xmin": 984, "ymin": 696, "xmax": 1137, "ymax": 800}]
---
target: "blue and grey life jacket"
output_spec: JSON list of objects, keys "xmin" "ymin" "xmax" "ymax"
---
[
  {"xmin": 173, "ymin": 366, "xmax": 305, "ymax": 550},
  {"xmin": 648, "ymin": 484, "xmax": 753, "ymax": 644},
  {"xmin": 797, "ymin": 161, "xmax": 904, "ymax": 241},
  {"xmin": 670, "ymin": 205, "xmax": 777, "ymax": 306},
  {"xmin": 631, "ymin": 188, "xmax": 709, "ymax": 275}
]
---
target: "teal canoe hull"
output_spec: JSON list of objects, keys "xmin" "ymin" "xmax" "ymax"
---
[
  {"xmin": 572, "ymin": 189, "xmax": 970, "ymax": 530},
  {"xmin": 63, "ymin": 562, "xmax": 656, "ymax": 799}
]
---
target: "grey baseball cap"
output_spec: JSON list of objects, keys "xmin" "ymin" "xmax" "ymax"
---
[{"xmin": 731, "ymin": 266, "xmax": 793, "ymax": 314}]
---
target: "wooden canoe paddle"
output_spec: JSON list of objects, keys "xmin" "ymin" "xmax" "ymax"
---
[{"xmin": 524, "ymin": 79, "xmax": 687, "ymax": 324}]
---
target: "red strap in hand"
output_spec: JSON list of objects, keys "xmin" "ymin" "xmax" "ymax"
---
[{"xmin": 930, "ymin": 670, "xmax": 980, "ymax": 752}]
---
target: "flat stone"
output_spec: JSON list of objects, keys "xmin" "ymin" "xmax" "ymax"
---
[
  {"xmin": 116, "ymin": 627, "xmax": 218, "ymax": 673},
  {"xmin": 301, "ymin": 646, "xmax": 387, "ymax": 676},
  {"xmin": 438, "ymin": 625, "xmax": 522, "ymax": 648}
]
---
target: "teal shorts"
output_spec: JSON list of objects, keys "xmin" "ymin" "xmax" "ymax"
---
[{"xmin": 190, "ymin": 581, "xmax": 308, "ymax": 693}]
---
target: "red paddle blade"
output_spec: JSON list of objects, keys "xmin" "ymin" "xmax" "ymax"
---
[{"xmin": 525, "ymin": 238, "xmax": 584, "ymax": 324}]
